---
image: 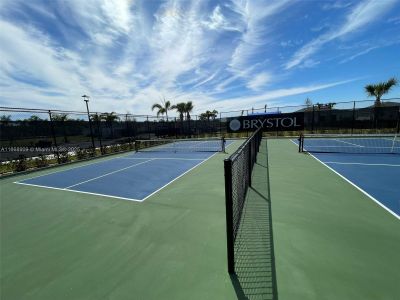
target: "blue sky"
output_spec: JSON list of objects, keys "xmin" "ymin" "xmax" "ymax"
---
[{"xmin": 0, "ymin": 0, "xmax": 399, "ymax": 116}]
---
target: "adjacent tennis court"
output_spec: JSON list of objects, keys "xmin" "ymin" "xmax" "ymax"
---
[
  {"xmin": 15, "ymin": 138, "xmax": 232, "ymax": 202},
  {"xmin": 297, "ymin": 134, "xmax": 400, "ymax": 218}
]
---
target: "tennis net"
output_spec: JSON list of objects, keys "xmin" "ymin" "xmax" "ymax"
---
[
  {"xmin": 224, "ymin": 127, "xmax": 263, "ymax": 274},
  {"xmin": 135, "ymin": 137, "xmax": 225, "ymax": 152},
  {"xmin": 299, "ymin": 133, "xmax": 400, "ymax": 154}
]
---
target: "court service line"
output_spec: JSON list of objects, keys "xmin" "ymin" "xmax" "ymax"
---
[
  {"xmin": 290, "ymin": 139, "xmax": 399, "ymax": 220},
  {"xmin": 141, "ymin": 140, "xmax": 237, "ymax": 202},
  {"xmin": 324, "ymin": 162, "xmax": 400, "ymax": 167},
  {"xmin": 14, "ymin": 182, "xmax": 142, "ymax": 202},
  {"xmin": 65, "ymin": 159, "xmax": 155, "ymax": 189}
]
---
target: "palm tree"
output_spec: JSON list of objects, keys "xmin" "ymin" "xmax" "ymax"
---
[
  {"xmin": 209, "ymin": 109, "xmax": 218, "ymax": 120},
  {"xmin": 199, "ymin": 110, "xmax": 218, "ymax": 121},
  {"xmin": 171, "ymin": 102, "xmax": 186, "ymax": 121},
  {"xmin": 184, "ymin": 101, "xmax": 194, "ymax": 120},
  {"xmin": 365, "ymin": 77, "xmax": 398, "ymax": 106},
  {"xmin": 151, "ymin": 99, "xmax": 172, "ymax": 121}
]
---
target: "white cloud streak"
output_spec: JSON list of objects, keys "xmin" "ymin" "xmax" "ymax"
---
[
  {"xmin": 0, "ymin": 0, "xmax": 397, "ymax": 116},
  {"xmin": 285, "ymin": 0, "xmax": 397, "ymax": 70}
]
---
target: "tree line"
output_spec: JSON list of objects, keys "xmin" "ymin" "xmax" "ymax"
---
[{"xmin": 151, "ymin": 99, "xmax": 218, "ymax": 121}]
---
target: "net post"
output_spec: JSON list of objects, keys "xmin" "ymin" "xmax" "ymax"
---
[
  {"xmin": 298, "ymin": 133, "xmax": 303, "ymax": 152},
  {"xmin": 224, "ymin": 158, "xmax": 235, "ymax": 274}
]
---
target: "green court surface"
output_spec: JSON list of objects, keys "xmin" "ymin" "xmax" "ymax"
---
[
  {"xmin": 269, "ymin": 139, "xmax": 400, "ymax": 300},
  {"xmin": 1, "ymin": 139, "xmax": 399, "ymax": 299}
]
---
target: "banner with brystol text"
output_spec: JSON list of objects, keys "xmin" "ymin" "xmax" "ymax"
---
[{"xmin": 226, "ymin": 112, "xmax": 304, "ymax": 132}]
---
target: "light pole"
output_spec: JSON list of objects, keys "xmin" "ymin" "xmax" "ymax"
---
[{"xmin": 82, "ymin": 95, "xmax": 95, "ymax": 151}]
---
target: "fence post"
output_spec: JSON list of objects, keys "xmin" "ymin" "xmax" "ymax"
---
[
  {"xmin": 311, "ymin": 105, "xmax": 315, "ymax": 133},
  {"xmin": 125, "ymin": 114, "xmax": 129, "ymax": 137},
  {"xmin": 219, "ymin": 112, "xmax": 222, "ymax": 137},
  {"xmin": 146, "ymin": 116, "xmax": 150, "ymax": 139},
  {"xmin": 195, "ymin": 115, "xmax": 198, "ymax": 137},
  {"xmin": 351, "ymin": 101, "xmax": 356, "ymax": 135},
  {"xmin": 175, "ymin": 117, "xmax": 178, "ymax": 138},
  {"xmin": 48, "ymin": 110, "xmax": 60, "ymax": 164},
  {"xmin": 188, "ymin": 116, "xmax": 191, "ymax": 138},
  {"xmin": 96, "ymin": 114, "xmax": 103, "ymax": 154},
  {"xmin": 224, "ymin": 159, "xmax": 235, "ymax": 274},
  {"xmin": 397, "ymin": 106, "xmax": 400, "ymax": 133}
]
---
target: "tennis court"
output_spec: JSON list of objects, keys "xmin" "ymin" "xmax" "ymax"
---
[
  {"xmin": 15, "ymin": 138, "xmax": 232, "ymax": 202},
  {"xmin": 1, "ymin": 135, "xmax": 400, "ymax": 300},
  {"xmin": 297, "ymin": 134, "xmax": 400, "ymax": 218}
]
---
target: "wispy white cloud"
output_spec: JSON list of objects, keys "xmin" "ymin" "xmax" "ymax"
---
[
  {"xmin": 321, "ymin": 1, "xmax": 352, "ymax": 11},
  {"xmin": 247, "ymin": 72, "xmax": 272, "ymax": 91},
  {"xmin": 229, "ymin": 0, "xmax": 290, "ymax": 71},
  {"xmin": 203, "ymin": 78, "xmax": 359, "ymax": 112},
  {"xmin": 202, "ymin": 5, "xmax": 240, "ymax": 32},
  {"xmin": 285, "ymin": 0, "xmax": 397, "ymax": 70}
]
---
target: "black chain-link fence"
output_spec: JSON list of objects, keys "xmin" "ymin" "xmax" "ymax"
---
[
  {"xmin": 1, "ymin": 98, "xmax": 399, "ymax": 174},
  {"xmin": 220, "ymin": 98, "xmax": 400, "ymax": 136}
]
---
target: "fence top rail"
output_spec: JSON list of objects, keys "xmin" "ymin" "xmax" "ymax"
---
[
  {"xmin": 1, "ymin": 97, "xmax": 399, "ymax": 120},
  {"xmin": 220, "ymin": 97, "xmax": 400, "ymax": 115}
]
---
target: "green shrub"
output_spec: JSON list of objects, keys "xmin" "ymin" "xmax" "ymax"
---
[
  {"xmin": 35, "ymin": 154, "xmax": 49, "ymax": 168},
  {"xmin": 12, "ymin": 155, "xmax": 28, "ymax": 172},
  {"xmin": 76, "ymin": 148, "xmax": 87, "ymax": 160},
  {"xmin": 58, "ymin": 151, "xmax": 70, "ymax": 163}
]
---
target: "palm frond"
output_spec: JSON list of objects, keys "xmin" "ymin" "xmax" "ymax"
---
[
  {"xmin": 364, "ymin": 84, "xmax": 376, "ymax": 97},
  {"xmin": 152, "ymin": 103, "xmax": 162, "ymax": 111},
  {"xmin": 384, "ymin": 77, "xmax": 398, "ymax": 92}
]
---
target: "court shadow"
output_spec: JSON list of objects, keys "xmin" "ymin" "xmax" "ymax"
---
[{"xmin": 230, "ymin": 144, "xmax": 278, "ymax": 300}]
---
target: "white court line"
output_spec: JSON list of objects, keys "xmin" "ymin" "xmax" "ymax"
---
[
  {"xmin": 290, "ymin": 139, "xmax": 399, "ymax": 220},
  {"xmin": 15, "ymin": 182, "xmax": 142, "ymax": 202},
  {"xmin": 324, "ymin": 162, "xmax": 400, "ymax": 167},
  {"xmin": 141, "ymin": 139, "xmax": 237, "ymax": 201},
  {"xmin": 332, "ymin": 138, "xmax": 363, "ymax": 147},
  {"xmin": 14, "ymin": 153, "xmax": 134, "ymax": 183},
  {"xmin": 14, "ymin": 141, "xmax": 236, "ymax": 203},
  {"xmin": 65, "ymin": 159, "xmax": 154, "ymax": 189},
  {"xmin": 142, "ymin": 151, "xmax": 217, "ymax": 201}
]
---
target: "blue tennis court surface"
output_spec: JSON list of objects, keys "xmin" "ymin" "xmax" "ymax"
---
[
  {"xmin": 294, "ymin": 137, "xmax": 400, "ymax": 219},
  {"xmin": 16, "ymin": 140, "xmax": 234, "ymax": 202}
]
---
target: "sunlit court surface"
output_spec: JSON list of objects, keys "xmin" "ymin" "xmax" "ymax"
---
[
  {"xmin": 15, "ymin": 139, "xmax": 234, "ymax": 202},
  {"xmin": 1, "ymin": 1, "xmax": 400, "ymax": 299},
  {"xmin": 295, "ymin": 134, "xmax": 400, "ymax": 218}
]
